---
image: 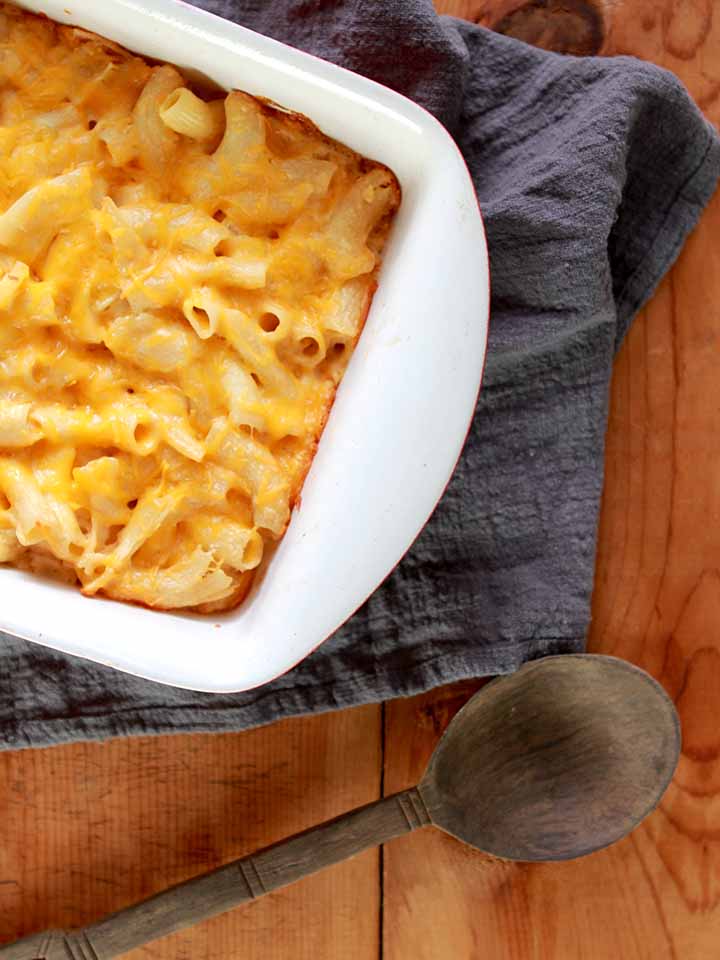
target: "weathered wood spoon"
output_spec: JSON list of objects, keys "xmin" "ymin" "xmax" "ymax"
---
[{"xmin": 1, "ymin": 654, "xmax": 680, "ymax": 960}]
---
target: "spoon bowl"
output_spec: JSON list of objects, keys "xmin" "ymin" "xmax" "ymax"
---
[{"xmin": 420, "ymin": 654, "xmax": 681, "ymax": 860}]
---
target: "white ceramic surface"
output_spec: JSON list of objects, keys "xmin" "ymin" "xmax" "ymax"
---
[{"xmin": 3, "ymin": 0, "xmax": 489, "ymax": 692}]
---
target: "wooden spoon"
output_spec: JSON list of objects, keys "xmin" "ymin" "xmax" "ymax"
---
[{"xmin": 0, "ymin": 654, "xmax": 680, "ymax": 960}]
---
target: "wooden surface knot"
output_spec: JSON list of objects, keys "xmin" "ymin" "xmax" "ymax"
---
[{"xmin": 488, "ymin": 0, "xmax": 605, "ymax": 55}]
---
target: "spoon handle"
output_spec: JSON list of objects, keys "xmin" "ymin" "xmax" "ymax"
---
[{"xmin": 0, "ymin": 788, "xmax": 432, "ymax": 960}]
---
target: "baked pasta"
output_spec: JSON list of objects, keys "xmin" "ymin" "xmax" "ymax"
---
[{"xmin": 0, "ymin": 2, "xmax": 400, "ymax": 611}]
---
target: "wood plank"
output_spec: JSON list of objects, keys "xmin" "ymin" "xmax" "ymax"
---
[
  {"xmin": 383, "ymin": 1, "xmax": 720, "ymax": 958},
  {"xmin": 0, "ymin": 705, "xmax": 382, "ymax": 958}
]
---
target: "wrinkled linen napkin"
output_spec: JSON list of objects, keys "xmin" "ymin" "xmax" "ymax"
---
[{"xmin": 1, "ymin": 0, "xmax": 718, "ymax": 750}]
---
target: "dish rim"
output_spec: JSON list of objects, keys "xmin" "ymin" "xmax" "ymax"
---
[{"xmin": 0, "ymin": 0, "xmax": 490, "ymax": 692}]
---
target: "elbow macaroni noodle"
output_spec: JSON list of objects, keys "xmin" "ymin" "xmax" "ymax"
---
[{"xmin": 0, "ymin": 3, "xmax": 400, "ymax": 611}]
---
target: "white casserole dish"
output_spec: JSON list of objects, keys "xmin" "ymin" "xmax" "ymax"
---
[{"xmin": 2, "ymin": 0, "xmax": 489, "ymax": 692}]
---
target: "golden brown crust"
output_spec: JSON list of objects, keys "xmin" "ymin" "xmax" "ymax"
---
[
  {"xmin": 193, "ymin": 570, "xmax": 256, "ymax": 615},
  {"xmin": 287, "ymin": 279, "xmax": 377, "ymax": 513},
  {"xmin": 75, "ymin": 569, "xmax": 255, "ymax": 614},
  {"xmin": 14, "ymin": 540, "xmax": 256, "ymax": 613},
  {"xmin": 63, "ymin": 26, "xmax": 136, "ymax": 61},
  {"xmin": 256, "ymin": 94, "xmax": 402, "ymax": 213},
  {"xmin": 196, "ymin": 271, "xmax": 388, "ymax": 615},
  {"xmin": 191, "ymin": 111, "xmax": 398, "ymax": 615},
  {"xmin": 0, "ymin": 3, "xmax": 401, "ymax": 617}
]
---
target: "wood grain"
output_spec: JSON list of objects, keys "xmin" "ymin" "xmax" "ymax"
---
[
  {"xmin": 383, "ymin": 1, "xmax": 720, "ymax": 958},
  {"xmin": 76, "ymin": 789, "xmax": 423, "ymax": 958},
  {"xmin": 0, "ymin": 706, "xmax": 382, "ymax": 959}
]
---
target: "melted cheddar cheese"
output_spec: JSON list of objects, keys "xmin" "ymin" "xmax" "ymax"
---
[{"xmin": 0, "ymin": 3, "xmax": 400, "ymax": 611}]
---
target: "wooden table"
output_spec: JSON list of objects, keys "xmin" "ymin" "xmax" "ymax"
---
[{"xmin": 2, "ymin": 1, "xmax": 719, "ymax": 956}]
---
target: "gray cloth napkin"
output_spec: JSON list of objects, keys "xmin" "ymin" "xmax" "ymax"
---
[{"xmin": 1, "ymin": 0, "xmax": 718, "ymax": 750}]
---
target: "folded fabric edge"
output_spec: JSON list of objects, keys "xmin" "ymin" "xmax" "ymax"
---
[
  {"xmin": 615, "ymin": 123, "xmax": 720, "ymax": 342},
  {"xmin": 1, "ymin": 632, "xmax": 584, "ymax": 751}
]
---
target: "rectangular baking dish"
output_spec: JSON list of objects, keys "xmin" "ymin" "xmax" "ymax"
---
[{"xmin": 1, "ymin": 0, "xmax": 489, "ymax": 691}]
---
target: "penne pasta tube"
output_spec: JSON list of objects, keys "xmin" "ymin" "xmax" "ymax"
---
[{"xmin": 160, "ymin": 88, "xmax": 226, "ymax": 143}]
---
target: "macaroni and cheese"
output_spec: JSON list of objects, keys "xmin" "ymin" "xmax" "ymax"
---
[{"xmin": 0, "ymin": 3, "xmax": 400, "ymax": 611}]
